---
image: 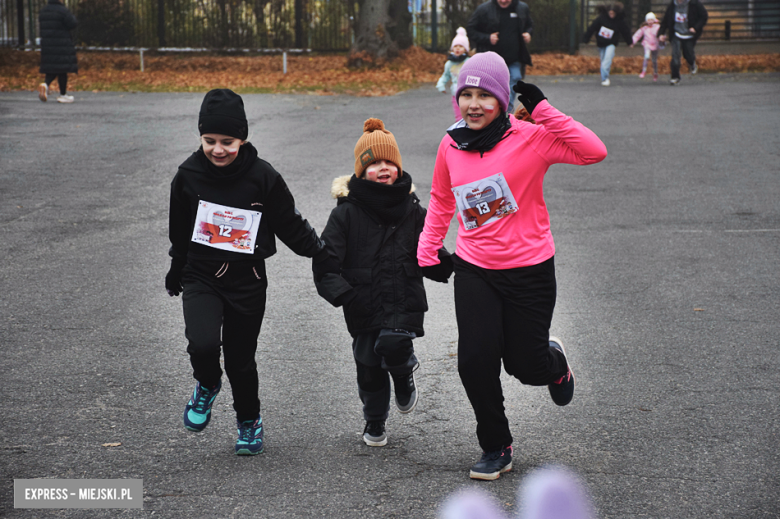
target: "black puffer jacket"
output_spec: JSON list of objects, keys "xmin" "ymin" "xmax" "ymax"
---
[
  {"xmin": 467, "ymin": 0, "xmax": 533, "ymax": 66},
  {"xmin": 39, "ymin": 0, "xmax": 78, "ymax": 74},
  {"xmin": 315, "ymin": 173, "xmax": 429, "ymax": 338}
]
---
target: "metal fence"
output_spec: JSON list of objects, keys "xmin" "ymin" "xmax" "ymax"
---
[
  {"xmin": 582, "ymin": 0, "xmax": 780, "ymax": 41},
  {"xmin": 2, "ymin": 0, "xmax": 777, "ymax": 51}
]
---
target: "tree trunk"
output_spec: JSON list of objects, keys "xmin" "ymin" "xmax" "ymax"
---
[{"xmin": 350, "ymin": 0, "xmax": 398, "ymax": 65}]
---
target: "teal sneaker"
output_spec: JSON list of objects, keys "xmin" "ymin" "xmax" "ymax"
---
[
  {"xmin": 235, "ymin": 417, "xmax": 264, "ymax": 455},
  {"xmin": 183, "ymin": 381, "xmax": 221, "ymax": 432}
]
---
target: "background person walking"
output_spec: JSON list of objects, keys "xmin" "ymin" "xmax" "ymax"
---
[
  {"xmin": 582, "ymin": 2, "xmax": 632, "ymax": 86},
  {"xmin": 37, "ymin": 0, "xmax": 78, "ymax": 103},
  {"xmin": 467, "ymin": 0, "xmax": 533, "ymax": 112},
  {"xmin": 657, "ymin": 0, "xmax": 708, "ymax": 85}
]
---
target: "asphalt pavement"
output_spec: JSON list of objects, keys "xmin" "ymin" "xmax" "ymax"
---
[{"xmin": 1, "ymin": 71, "xmax": 778, "ymax": 518}]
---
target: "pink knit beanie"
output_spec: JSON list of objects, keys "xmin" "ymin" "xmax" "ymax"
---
[
  {"xmin": 450, "ymin": 27, "xmax": 470, "ymax": 52},
  {"xmin": 455, "ymin": 52, "xmax": 510, "ymax": 113}
]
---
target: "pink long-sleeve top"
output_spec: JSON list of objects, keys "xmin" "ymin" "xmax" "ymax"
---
[
  {"xmin": 417, "ymin": 100, "xmax": 607, "ymax": 270},
  {"xmin": 632, "ymin": 23, "xmax": 661, "ymax": 51}
]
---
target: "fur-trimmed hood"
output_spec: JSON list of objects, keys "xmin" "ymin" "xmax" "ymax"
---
[{"xmin": 330, "ymin": 174, "xmax": 416, "ymax": 199}]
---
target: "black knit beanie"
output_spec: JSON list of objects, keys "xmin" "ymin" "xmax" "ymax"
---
[{"xmin": 198, "ymin": 89, "xmax": 248, "ymax": 140}]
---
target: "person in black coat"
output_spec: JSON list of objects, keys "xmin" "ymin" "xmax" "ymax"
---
[
  {"xmin": 166, "ymin": 89, "xmax": 336, "ymax": 456},
  {"xmin": 313, "ymin": 118, "xmax": 452, "ymax": 447},
  {"xmin": 582, "ymin": 2, "xmax": 633, "ymax": 86},
  {"xmin": 38, "ymin": 0, "xmax": 78, "ymax": 103},
  {"xmin": 467, "ymin": 0, "xmax": 533, "ymax": 112},
  {"xmin": 657, "ymin": 0, "xmax": 708, "ymax": 85}
]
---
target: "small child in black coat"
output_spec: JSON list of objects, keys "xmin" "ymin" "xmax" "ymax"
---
[{"xmin": 313, "ymin": 118, "xmax": 452, "ymax": 447}]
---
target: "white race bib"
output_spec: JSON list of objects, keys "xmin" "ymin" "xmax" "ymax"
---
[
  {"xmin": 674, "ymin": 12, "xmax": 687, "ymax": 23},
  {"xmin": 191, "ymin": 200, "xmax": 261, "ymax": 254},
  {"xmin": 598, "ymin": 26, "xmax": 615, "ymax": 39},
  {"xmin": 452, "ymin": 172, "xmax": 518, "ymax": 231}
]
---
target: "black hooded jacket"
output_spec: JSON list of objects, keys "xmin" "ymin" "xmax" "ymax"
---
[
  {"xmin": 314, "ymin": 173, "xmax": 428, "ymax": 338},
  {"xmin": 657, "ymin": 0, "xmax": 708, "ymax": 42},
  {"xmin": 38, "ymin": 0, "xmax": 78, "ymax": 74},
  {"xmin": 168, "ymin": 142, "xmax": 327, "ymax": 266},
  {"xmin": 583, "ymin": 7, "xmax": 633, "ymax": 48},
  {"xmin": 467, "ymin": 0, "xmax": 534, "ymax": 66}
]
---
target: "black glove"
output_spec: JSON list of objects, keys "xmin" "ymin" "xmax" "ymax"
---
[
  {"xmin": 421, "ymin": 249, "xmax": 454, "ymax": 283},
  {"xmin": 312, "ymin": 251, "xmax": 341, "ymax": 283},
  {"xmin": 165, "ymin": 258, "xmax": 186, "ymax": 297},
  {"xmin": 512, "ymin": 81, "xmax": 547, "ymax": 114}
]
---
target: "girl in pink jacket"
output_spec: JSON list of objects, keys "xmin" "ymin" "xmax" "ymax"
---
[
  {"xmin": 632, "ymin": 12, "xmax": 662, "ymax": 80},
  {"xmin": 417, "ymin": 52, "xmax": 607, "ymax": 481}
]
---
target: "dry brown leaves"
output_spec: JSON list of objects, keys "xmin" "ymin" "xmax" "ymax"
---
[{"xmin": 1, "ymin": 47, "xmax": 778, "ymax": 95}]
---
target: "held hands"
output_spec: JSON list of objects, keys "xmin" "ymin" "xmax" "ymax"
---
[
  {"xmin": 165, "ymin": 258, "xmax": 186, "ymax": 297},
  {"xmin": 421, "ymin": 248, "xmax": 454, "ymax": 283},
  {"xmin": 312, "ymin": 252, "xmax": 341, "ymax": 282},
  {"xmin": 512, "ymin": 81, "xmax": 547, "ymax": 115}
]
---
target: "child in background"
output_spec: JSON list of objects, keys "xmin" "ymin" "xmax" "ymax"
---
[
  {"xmin": 314, "ymin": 118, "xmax": 451, "ymax": 447},
  {"xmin": 632, "ymin": 12, "xmax": 662, "ymax": 81},
  {"xmin": 582, "ymin": 2, "xmax": 633, "ymax": 86},
  {"xmin": 166, "ymin": 88, "xmax": 336, "ymax": 456},
  {"xmin": 437, "ymin": 27, "xmax": 471, "ymax": 120}
]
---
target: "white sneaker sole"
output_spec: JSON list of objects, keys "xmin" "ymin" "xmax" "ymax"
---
[
  {"xmin": 362, "ymin": 434, "xmax": 387, "ymax": 447},
  {"xmin": 38, "ymin": 83, "xmax": 48, "ymax": 102},
  {"xmin": 469, "ymin": 461, "xmax": 513, "ymax": 481}
]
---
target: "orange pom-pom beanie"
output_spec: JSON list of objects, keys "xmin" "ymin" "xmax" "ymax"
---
[{"xmin": 353, "ymin": 118, "xmax": 403, "ymax": 178}]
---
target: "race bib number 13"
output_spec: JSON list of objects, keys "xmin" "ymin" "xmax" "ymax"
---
[
  {"xmin": 452, "ymin": 172, "xmax": 518, "ymax": 231},
  {"xmin": 191, "ymin": 200, "xmax": 261, "ymax": 254}
]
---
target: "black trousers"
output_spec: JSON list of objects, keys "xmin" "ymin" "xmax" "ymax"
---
[
  {"xmin": 352, "ymin": 329, "xmax": 418, "ymax": 421},
  {"xmin": 182, "ymin": 274, "xmax": 266, "ymax": 423},
  {"xmin": 44, "ymin": 73, "xmax": 68, "ymax": 95},
  {"xmin": 453, "ymin": 255, "xmax": 568, "ymax": 452},
  {"xmin": 670, "ymin": 38, "xmax": 696, "ymax": 80}
]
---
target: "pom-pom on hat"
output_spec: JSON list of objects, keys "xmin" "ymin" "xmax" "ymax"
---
[
  {"xmin": 353, "ymin": 118, "xmax": 403, "ymax": 178},
  {"xmin": 645, "ymin": 11, "xmax": 657, "ymax": 22},
  {"xmin": 450, "ymin": 27, "xmax": 470, "ymax": 52},
  {"xmin": 455, "ymin": 51, "xmax": 511, "ymax": 113},
  {"xmin": 198, "ymin": 88, "xmax": 248, "ymax": 140}
]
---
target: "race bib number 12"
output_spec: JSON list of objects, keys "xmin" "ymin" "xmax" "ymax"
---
[
  {"xmin": 191, "ymin": 200, "xmax": 261, "ymax": 254},
  {"xmin": 452, "ymin": 172, "xmax": 518, "ymax": 231}
]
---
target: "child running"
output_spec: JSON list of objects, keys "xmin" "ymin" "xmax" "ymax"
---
[
  {"xmin": 632, "ymin": 12, "xmax": 662, "ymax": 81},
  {"xmin": 314, "ymin": 118, "xmax": 451, "ymax": 447},
  {"xmin": 417, "ymin": 52, "xmax": 607, "ymax": 480},
  {"xmin": 582, "ymin": 2, "xmax": 633, "ymax": 86},
  {"xmin": 437, "ymin": 27, "xmax": 472, "ymax": 121},
  {"xmin": 166, "ymin": 89, "xmax": 336, "ymax": 455}
]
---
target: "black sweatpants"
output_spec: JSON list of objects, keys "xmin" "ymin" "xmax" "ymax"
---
[
  {"xmin": 453, "ymin": 255, "xmax": 568, "ymax": 452},
  {"xmin": 44, "ymin": 73, "xmax": 68, "ymax": 95},
  {"xmin": 352, "ymin": 329, "xmax": 418, "ymax": 421},
  {"xmin": 182, "ymin": 265, "xmax": 266, "ymax": 423}
]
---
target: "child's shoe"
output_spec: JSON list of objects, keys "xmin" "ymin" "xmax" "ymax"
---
[
  {"xmin": 600, "ymin": 79, "xmax": 610, "ymax": 87},
  {"xmin": 469, "ymin": 445, "xmax": 513, "ymax": 480},
  {"xmin": 638, "ymin": 70, "xmax": 646, "ymax": 78},
  {"xmin": 183, "ymin": 380, "xmax": 221, "ymax": 432},
  {"xmin": 362, "ymin": 420, "xmax": 387, "ymax": 447},
  {"xmin": 548, "ymin": 337, "xmax": 574, "ymax": 406},
  {"xmin": 235, "ymin": 417, "xmax": 264, "ymax": 455},
  {"xmin": 653, "ymin": 73, "xmax": 658, "ymax": 82},
  {"xmin": 38, "ymin": 83, "xmax": 48, "ymax": 102},
  {"xmin": 392, "ymin": 365, "xmax": 419, "ymax": 413}
]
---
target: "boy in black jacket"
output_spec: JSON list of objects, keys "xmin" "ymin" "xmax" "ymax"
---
[
  {"xmin": 166, "ymin": 89, "xmax": 336, "ymax": 456},
  {"xmin": 313, "ymin": 118, "xmax": 452, "ymax": 447},
  {"xmin": 582, "ymin": 2, "xmax": 632, "ymax": 86}
]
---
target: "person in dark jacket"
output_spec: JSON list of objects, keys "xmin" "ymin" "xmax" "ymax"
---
[
  {"xmin": 37, "ymin": 0, "xmax": 78, "ymax": 103},
  {"xmin": 467, "ymin": 0, "xmax": 533, "ymax": 112},
  {"xmin": 657, "ymin": 0, "xmax": 708, "ymax": 85},
  {"xmin": 313, "ymin": 118, "xmax": 452, "ymax": 447},
  {"xmin": 166, "ymin": 89, "xmax": 336, "ymax": 456},
  {"xmin": 582, "ymin": 2, "xmax": 633, "ymax": 86}
]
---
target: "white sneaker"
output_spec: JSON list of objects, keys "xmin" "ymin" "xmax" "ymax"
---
[
  {"xmin": 600, "ymin": 79, "xmax": 610, "ymax": 87},
  {"xmin": 57, "ymin": 94, "xmax": 74, "ymax": 103},
  {"xmin": 38, "ymin": 83, "xmax": 48, "ymax": 102},
  {"xmin": 669, "ymin": 78, "xmax": 680, "ymax": 86},
  {"xmin": 691, "ymin": 62, "xmax": 698, "ymax": 74}
]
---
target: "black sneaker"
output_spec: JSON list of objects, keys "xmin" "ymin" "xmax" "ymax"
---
[
  {"xmin": 469, "ymin": 446, "xmax": 513, "ymax": 480},
  {"xmin": 392, "ymin": 366, "xmax": 419, "ymax": 413},
  {"xmin": 548, "ymin": 336, "xmax": 575, "ymax": 406},
  {"xmin": 363, "ymin": 420, "xmax": 387, "ymax": 447}
]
